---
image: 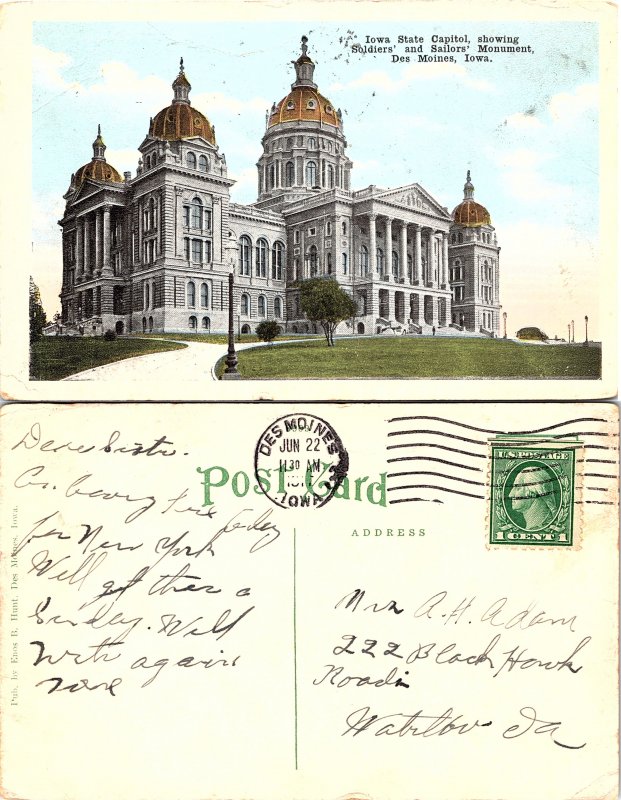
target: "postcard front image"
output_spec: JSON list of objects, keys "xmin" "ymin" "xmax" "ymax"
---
[{"xmin": 0, "ymin": 0, "xmax": 616, "ymax": 400}]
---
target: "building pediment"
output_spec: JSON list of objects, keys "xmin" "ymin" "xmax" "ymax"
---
[{"xmin": 376, "ymin": 184, "xmax": 451, "ymax": 219}]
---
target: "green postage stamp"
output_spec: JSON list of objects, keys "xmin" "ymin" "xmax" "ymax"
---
[{"xmin": 489, "ymin": 436, "xmax": 582, "ymax": 547}]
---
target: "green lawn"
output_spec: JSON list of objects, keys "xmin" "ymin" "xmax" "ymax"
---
[
  {"xmin": 218, "ymin": 337, "xmax": 601, "ymax": 379},
  {"xmin": 30, "ymin": 336, "xmax": 186, "ymax": 380}
]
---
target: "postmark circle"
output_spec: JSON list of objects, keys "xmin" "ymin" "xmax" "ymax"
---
[
  {"xmin": 502, "ymin": 459, "xmax": 562, "ymax": 532},
  {"xmin": 254, "ymin": 413, "xmax": 349, "ymax": 509}
]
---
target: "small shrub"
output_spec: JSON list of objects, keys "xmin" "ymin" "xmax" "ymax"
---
[
  {"xmin": 103, "ymin": 329, "xmax": 117, "ymax": 341},
  {"xmin": 256, "ymin": 320, "xmax": 281, "ymax": 344}
]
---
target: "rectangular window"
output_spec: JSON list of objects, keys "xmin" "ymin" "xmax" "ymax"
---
[
  {"xmin": 308, "ymin": 227, "xmax": 316, "ymax": 236},
  {"xmin": 294, "ymin": 230, "xmax": 300, "ymax": 244},
  {"xmin": 204, "ymin": 209, "xmax": 212, "ymax": 231},
  {"xmin": 183, "ymin": 206, "xmax": 190, "ymax": 227},
  {"xmin": 205, "ymin": 240, "xmax": 212, "ymax": 263},
  {"xmin": 342, "ymin": 253, "xmax": 348, "ymax": 275},
  {"xmin": 192, "ymin": 239, "xmax": 202, "ymax": 263},
  {"xmin": 184, "ymin": 238, "xmax": 190, "ymax": 261}
]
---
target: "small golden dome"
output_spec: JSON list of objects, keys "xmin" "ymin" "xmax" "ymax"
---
[
  {"xmin": 452, "ymin": 170, "xmax": 490, "ymax": 227},
  {"xmin": 268, "ymin": 87, "xmax": 340, "ymax": 128},
  {"xmin": 74, "ymin": 125, "xmax": 123, "ymax": 185},
  {"xmin": 150, "ymin": 58, "xmax": 216, "ymax": 143},
  {"xmin": 75, "ymin": 160, "xmax": 123, "ymax": 184},
  {"xmin": 150, "ymin": 103, "xmax": 215, "ymax": 142}
]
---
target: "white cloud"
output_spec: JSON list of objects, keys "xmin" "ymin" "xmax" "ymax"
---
[
  {"xmin": 548, "ymin": 83, "xmax": 598, "ymax": 126},
  {"xmin": 229, "ymin": 167, "xmax": 258, "ymax": 204},
  {"xmin": 32, "ymin": 243, "xmax": 63, "ymax": 318},
  {"xmin": 105, "ymin": 148, "xmax": 141, "ymax": 176},
  {"xmin": 329, "ymin": 62, "xmax": 494, "ymax": 95},
  {"xmin": 494, "ymin": 148, "xmax": 572, "ymax": 205},
  {"xmin": 499, "ymin": 220, "xmax": 599, "ymax": 338},
  {"xmin": 33, "ymin": 45, "xmax": 78, "ymax": 93},
  {"xmin": 193, "ymin": 90, "xmax": 269, "ymax": 117}
]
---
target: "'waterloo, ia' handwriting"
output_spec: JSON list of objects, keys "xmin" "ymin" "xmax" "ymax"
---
[
  {"xmin": 12, "ymin": 422, "xmax": 181, "ymax": 459},
  {"xmin": 342, "ymin": 704, "xmax": 586, "ymax": 750}
]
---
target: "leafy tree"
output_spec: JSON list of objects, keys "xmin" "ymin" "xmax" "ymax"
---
[
  {"xmin": 256, "ymin": 319, "xmax": 281, "ymax": 344},
  {"xmin": 516, "ymin": 326, "xmax": 548, "ymax": 341},
  {"xmin": 300, "ymin": 278, "xmax": 357, "ymax": 346},
  {"xmin": 29, "ymin": 277, "xmax": 47, "ymax": 342}
]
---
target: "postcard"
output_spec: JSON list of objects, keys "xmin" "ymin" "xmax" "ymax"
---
[
  {"xmin": 0, "ymin": 0, "xmax": 617, "ymax": 400},
  {"xmin": 1, "ymin": 401, "xmax": 618, "ymax": 799}
]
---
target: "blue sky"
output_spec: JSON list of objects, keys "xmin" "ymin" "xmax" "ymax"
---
[{"xmin": 32, "ymin": 20, "xmax": 600, "ymax": 338}]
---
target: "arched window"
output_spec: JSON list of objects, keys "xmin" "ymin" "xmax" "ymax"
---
[
  {"xmin": 256, "ymin": 238, "xmax": 268, "ymax": 278},
  {"xmin": 201, "ymin": 316, "xmax": 210, "ymax": 330},
  {"xmin": 148, "ymin": 316, "xmax": 153, "ymax": 332},
  {"xmin": 186, "ymin": 152, "xmax": 197, "ymax": 169},
  {"xmin": 342, "ymin": 253, "xmax": 348, "ymax": 274},
  {"xmin": 376, "ymin": 248, "xmax": 384, "ymax": 273},
  {"xmin": 294, "ymin": 258, "xmax": 300, "ymax": 281},
  {"xmin": 241, "ymin": 293, "xmax": 250, "ymax": 316},
  {"xmin": 269, "ymin": 164, "xmax": 276, "ymax": 188},
  {"xmin": 327, "ymin": 164, "xmax": 334, "ymax": 188},
  {"xmin": 308, "ymin": 137, "xmax": 317, "ymax": 149},
  {"xmin": 451, "ymin": 233, "xmax": 456, "ymax": 244},
  {"xmin": 308, "ymin": 245, "xmax": 318, "ymax": 277},
  {"xmin": 145, "ymin": 155, "xmax": 151, "ymax": 170},
  {"xmin": 145, "ymin": 197, "xmax": 155, "ymax": 230},
  {"xmin": 342, "ymin": 220, "xmax": 347, "ymax": 236},
  {"xmin": 285, "ymin": 161, "xmax": 295, "ymax": 186},
  {"xmin": 239, "ymin": 235, "xmax": 251, "ymax": 275},
  {"xmin": 144, "ymin": 282, "xmax": 150, "ymax": 309},
  {"xmin": 272, "ymin": 241, "xmax": 284, "ymax": 280},
  {"xmin": 327, "ymin": 252, "xmax": 332, "ymax": 274},
  {"xmin": 189, "ymin": 315, "xmax": 197, "ymax": 329},
  {"xmin": 392, "ymin": 251, "xmax": 399, "ymax": 277},
  {"xmin": 359, "ymin": 245, "xmax": 369, "ymax": 275},
  {"xmin": 274, "ymin": 296, "xmax": 283, "ymax": 319},
  {"xmin": 187, "ymin": 282, "xmax": 196, "ymax": 307},
  {"xmin": 458, "ymin": 232, "xmax": 463, "ymax": 243},
  {"xmin": 198, "ymin": 155, "xmax": 208, "ymax": 172},
  {"xmin": 200, "ymin": 283, "xmax": 209, "ymax": 308},
  {"xmin": 306, "ymin": 160, "xmax": 317, "ymax": 187},
  {"xmin": 258, "ymin": 295, "xmax": 267, "ymax": 317},
  {"xmin": 326, "ymin": 221, "xmax": 332, "ymax": 236},
  {"xmin": 286, "ymin": 137, "xmax": 294, "ymax": 149},
  {"xmin": 191, "ymin": 197, "xmax": 202, "ymax": 229},
  {"xmin": 142, "ymin": 317, "xmax": 146, "ymax": 332}
]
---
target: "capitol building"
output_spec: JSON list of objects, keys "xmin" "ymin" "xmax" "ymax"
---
[{"xmin": 58, "ymin": 38, "xmax": 501, "ymax": 338}]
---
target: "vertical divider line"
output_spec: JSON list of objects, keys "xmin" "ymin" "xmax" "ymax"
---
[{"xmin": 293, "ymin": 526, "xmax": 298, "ymax": 770}]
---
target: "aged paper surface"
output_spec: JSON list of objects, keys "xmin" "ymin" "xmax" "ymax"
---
[
  {"xmin": 1, "ymin": 401, "xmax": 618, "ymax": 800},
  {"xmin": 0, "ymin": 0, "xmax": 617, "ymax": 400}
]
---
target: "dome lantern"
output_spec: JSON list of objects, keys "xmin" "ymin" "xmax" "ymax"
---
[
  {"xmin": 172, "ymin": 57, "xmax": 191, "ymax": 104},
  {"xmin": 291, "ymin": 35, "xmax": 317, "ymax": 90},
  {"xmin": 92, "ymin": 124, "xmax": 106, "ymax": 160}
]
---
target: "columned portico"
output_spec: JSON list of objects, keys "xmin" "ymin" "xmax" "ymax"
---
[
  {"xmin": 400, "ymin": 221, "xmax": 407, "ymax": 283},
  {"xmin": 384, "ymin": 217, "xmax": 392, "ymax": 277},
  {"xmin": 414, "ymin": 225, "xmax": 422, "ymax": 285}
]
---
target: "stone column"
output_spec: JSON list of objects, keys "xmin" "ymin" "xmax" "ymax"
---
[
  {"xmin": 84, "ymin": 215, "xmax": 91, "ymax": 274},
  {"xmin": 77, "ymin": 217, "xmax": 84, "ymax": 274},
  {"xmin": 430, "ymin": 234, "xmax": 437, "ymax": 287},
  {"xmin": 442, "ymin": 233, "xmax": 449, "ymax": 287},
  {"xmin": 94, "ymin": 210, "xmax": 101, "ymax": 274},
  {"xmin": 102, "ymin": 205, "xmax": 111, "ymax": 275},
  {"xmin": 414, "ymin": 225, "xmax": 421, "ymax": 285},
  {"xmin": 400, "ymin": 221, "xmax": 407, "ymax": 282},
  {"xmin": 385, "ymin": 217, "xmax": 392, "ymax": 278},
  {"xmin": 368, "ymin": 213, "xmax": 377, "ymax": 276}
]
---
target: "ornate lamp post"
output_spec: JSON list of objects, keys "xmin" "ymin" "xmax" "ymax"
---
[
  {"xmin": 567, "ymin": 323, "xmax": 570, "ymax": 342},
  {"xmin": 502, "ymin": 311, "xmax": 507, "ymax": 339},
  {"xmin": 571, "ymin": 319, "xmax": 575, "ymax": 343},
  {"xmin": 584, "ymin": 315, "xmax": 589, "ymax": 346},
  {"xmin": 222, "ymin": 272, "xmax": 241, "ymax": 379}
]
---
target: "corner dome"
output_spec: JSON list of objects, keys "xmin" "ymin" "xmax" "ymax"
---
[
  {"xmin": 268, "ymin": 37, "xmax": 341, "ymax": 129},
  {"xmin": 74, "ymin": 125, "xmax": 123, "ymax": 185},
  {"xmin": 452, "ymin": 170, "xmax": 490, "ymax": 226},
  {"xmin": 149, "ymin": 58, "xmax": 216, "ymax": 144}
]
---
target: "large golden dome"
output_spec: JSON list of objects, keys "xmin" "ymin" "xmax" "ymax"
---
[
  {"xmin": 149, "ymin": 59, "xmax": 216, "ymax": 144},
  {"xmin": 452, "ymin": 171, "xmax": 490, "ymax": 227},
  {"xmin": 268, "ymin": 37, "xmax": 341, "ymax": 129},
  {"xmin": 74, "ymin": 126, "xmax": 123, "ymax": 185}
]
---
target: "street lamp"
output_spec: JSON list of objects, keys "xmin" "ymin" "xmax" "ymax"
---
[
  {"xmin": 584, "ymin": 315, "xmax": 589, "ymax": 347},
  {"xmin": 571, "ymin": 319, "xmax": 574, "ymax": 343},
  {"xmin": 567, "ymin": 323, "xmax": 570, "ymax": 343},
  {"xmin": 503, "ymin": 311, "xmax": 507, "ymax": 339},
  {"xmin": 222, "ymin": 272, "xmax": 241, "ymax": 380}
]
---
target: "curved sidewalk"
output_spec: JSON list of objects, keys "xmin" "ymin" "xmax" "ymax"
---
[{"xmin": 61, "ymin": 338, "xmax": 294, "ymax": 381}]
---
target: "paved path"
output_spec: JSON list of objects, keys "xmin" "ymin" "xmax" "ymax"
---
[{"xmin": 62, "ymin": 338, "xmax": 289, "ymax": 381}]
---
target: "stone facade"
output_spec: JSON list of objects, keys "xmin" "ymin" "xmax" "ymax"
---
[{"xmin": 59, "ymin": 41, "xmax": 501, "ymax": 338}]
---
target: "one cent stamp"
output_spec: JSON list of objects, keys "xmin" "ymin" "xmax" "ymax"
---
[
  {"xmin": 489, "ymin": 436, "xmax": 582, "ymax": 547},
  {"xmin": 254, "ymin": 413, "xmax": 349, "ymax": 509}
]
